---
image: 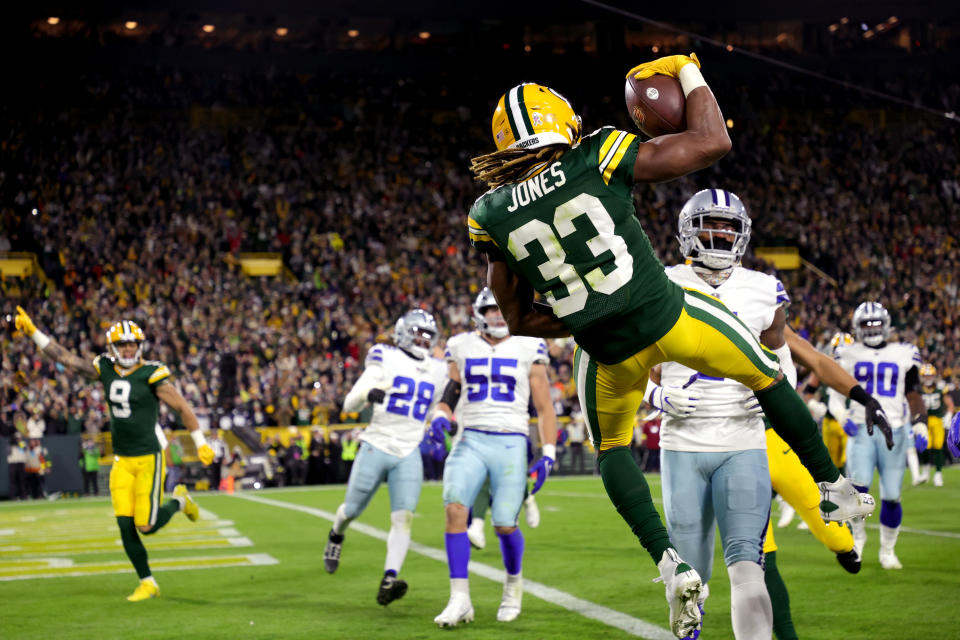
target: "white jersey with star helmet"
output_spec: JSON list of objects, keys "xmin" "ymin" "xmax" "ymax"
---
[
  {"xmin": 445, "ymin": 331, "xmax": 549, "ymax": 435},
  {"xmin": 659, "ymin": 264, "xmax": 789, "ymax": 452},
  {"xmin": 343, "ymin": 344, "xmax": 447, "ymax": 458},
  {"xmin": 834, "ymin": 341, "xmax": 921, "ymax": 429}
]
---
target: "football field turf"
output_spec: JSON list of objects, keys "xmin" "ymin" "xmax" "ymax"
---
[{"xmin": 2, "ymin": 470, "xmax": 958, "ymax": 639}]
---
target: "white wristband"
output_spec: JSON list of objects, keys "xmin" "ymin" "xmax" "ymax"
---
[
  {"xmin": 190, "ymin": 429, "xmax": 208, "ymax": 449},
  {"xmin": 32, "ymin": 329, "xmax": 51, "ymax": 350},
  {"xmin": 678, "ymin": 63, "xmax": 708, "ymax": 98},
  {"xmin": 542, "ymin": 443, "xmax": 556, "ymax": 460}
]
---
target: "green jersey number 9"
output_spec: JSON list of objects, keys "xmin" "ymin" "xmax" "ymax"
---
[{"xmin": 109, "ymin": 379, "xmax": 133, "ymax": 418}]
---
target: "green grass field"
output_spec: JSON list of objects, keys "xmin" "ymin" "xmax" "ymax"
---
[{"xmin": 2, "ymin": 469, "xmax": 959, "ymax": 640}]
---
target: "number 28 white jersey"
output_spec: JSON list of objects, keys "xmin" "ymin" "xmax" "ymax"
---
[
  {"xmin": 835, "ymin": 342, "xmax": 921, "ymax": 429},
  {"xmin": 355, "ymin": 344, "xmax": 447, "ymax": 458},
  {"xmin": 445, "ymin": 332, "xmax": 548, "ymax": 435},
  {"xmin": 659, "ymin": 264, "xmax": 788, "ymax": 452}
]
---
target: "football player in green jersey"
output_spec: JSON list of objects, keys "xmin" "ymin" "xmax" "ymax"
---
[
  {"xmin": 15, "ymin": 306, "xmax": 215, "ymax": 602},
  {"xmin": 466, "ymin": 55, "xmax": 877, "ymax": 638},
  {"xmin": 919, "ymin": 363, "xmax": 954, "ymax": 486}
]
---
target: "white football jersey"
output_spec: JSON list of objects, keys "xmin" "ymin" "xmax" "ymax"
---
[
  {"xmin": 659, "ymin": 264, "xmax": 788, "ymax": 452},
  {"xmin": 835, "ymin": 341, "xmax": 921, "ymax": 429},
  {"xmin": 353, "ymin": 344, "xmax": 447, "ymax": 458},
  {"xmin": 445, "ymin": 332, "xmax": 548, "ymax": 435}
]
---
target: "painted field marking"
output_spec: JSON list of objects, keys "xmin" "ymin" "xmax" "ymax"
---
[
  {"xmin": 0, "ymin": 553, "xmax": 277, "ymax": 581},
  {"xmin": 233, "ymin": 493, "xmax": 675, "ymax": 640}
]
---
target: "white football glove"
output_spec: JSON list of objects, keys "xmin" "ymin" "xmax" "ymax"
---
[
  {"xmin": 911, "ymin": 422, "xmax": 929, "ymax": 453},
  {"xmin": 806, "ymin": 399, "xmax": 828, "ymax": 422},
  {"xmin": 645, "ymin": 381, "xmax": 700, "ymax": 418},
  {"xmin": 744, "ymin": 394, "xmax": 763, "ymax": 416}
]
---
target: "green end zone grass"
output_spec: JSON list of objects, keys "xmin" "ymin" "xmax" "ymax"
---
[{"xmin": 1, "ymin": 469, "xmax": 958, "ymax": 639}]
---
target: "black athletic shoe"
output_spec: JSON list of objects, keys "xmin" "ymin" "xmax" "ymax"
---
[
  {"xmin": 324, "ymin": 531, "xmax": 343, "ymax": 574},
  {"xmin": 836, "ymin": 549, "xmax": 861, "ymax": 574},
  {"xmin": 377, "ymin": 575, "xmax": 408, "ymax": 606}
]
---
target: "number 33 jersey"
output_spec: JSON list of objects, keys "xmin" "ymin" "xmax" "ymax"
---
[
  {"xmin": 835, "ymin": 342, "xmax": 921, "ymax": 429},
  {"xmin": 359, "ymin": 345, "xmax": 447, "ymax": 458},
  {"xmin": 445, "ymin": 332, "xmax": 548, "ymax": 435}
]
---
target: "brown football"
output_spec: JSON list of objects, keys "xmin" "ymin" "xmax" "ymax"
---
[{"xmin": 624, "ymin": 74, "xmax": 686, "ymax": 138}]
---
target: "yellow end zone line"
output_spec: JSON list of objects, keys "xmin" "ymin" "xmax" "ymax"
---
[{"xmin": 0, "ymin": 553, "xmax": 278, "ymax": 581}]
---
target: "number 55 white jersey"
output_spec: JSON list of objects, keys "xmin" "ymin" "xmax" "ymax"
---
[{"xmin": 445, "ymin": 332, "xmax": 549, "ymax": 435}]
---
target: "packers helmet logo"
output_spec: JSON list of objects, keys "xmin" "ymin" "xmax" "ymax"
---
[{"xmin": 491, "ymin": 83, "xmax": 582, "ymax": 152}]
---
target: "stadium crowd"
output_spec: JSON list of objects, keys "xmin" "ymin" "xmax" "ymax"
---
[{"xmin": 1, "ymin": 63, "xmax": 958, "ymax": 442}]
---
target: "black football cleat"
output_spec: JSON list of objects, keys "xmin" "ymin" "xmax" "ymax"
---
[
  {"xmin": 376, "ymin": 574, "xmax": 408, "ymax": 606},
  {"xmin": 324, "ymin": 531, "xmax": 343, "ymax": 574},
  {"xmin": 836, "ymin": 549, "xmax": 862, "ymax": 574}
]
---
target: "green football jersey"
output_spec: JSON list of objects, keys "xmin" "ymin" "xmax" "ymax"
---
[
  {"xmin": 468, "ymin": 126, "xmax": 683, "ymax": 364},
  {"xmin": 94, "ymin": 355, "xmax": 171, "ymax": 456},
  {"xmin": 922, "ymin": 383, "xmax": 948, "ymax": 418}
]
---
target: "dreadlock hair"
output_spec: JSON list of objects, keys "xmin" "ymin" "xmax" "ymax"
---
[{"xmin": 469, "ymin": 120, "xmax": 582, "ymax": 189}]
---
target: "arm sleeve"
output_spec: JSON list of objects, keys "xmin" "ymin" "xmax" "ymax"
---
[
  {"xmin": 827, "ymin": 387, "xmax": 849, "ymax": 424},
  {"xmin": 343, "ymin": 364, "xmax": 386, "ymax": 414}
]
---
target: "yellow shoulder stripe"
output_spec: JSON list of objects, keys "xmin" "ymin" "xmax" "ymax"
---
[
  {"xmin": 92, "ymin": 356, "xmax": 101, "ymax": 375},
  {"xmin": 148, "ymin": 366, "xmax": 171, "ymax": 384},
  {"xmin": 467, "ymin": 217, "xmax": 485, "ymax": 231},
  {"xmin": 601, "ymin": 133, "xmax": 637, "ymax": 185},
  {"xmin": 469, "ymin": 230, "xmax": 498, "ymax": 245},
  {"xmin": 597, "ymin": 130, "xmax": 620, "ymax": 166}
]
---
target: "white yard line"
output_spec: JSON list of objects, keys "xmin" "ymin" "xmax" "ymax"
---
[{"xmin": 232, "ymin": 492, "xmax": 674, "ymax": 640}]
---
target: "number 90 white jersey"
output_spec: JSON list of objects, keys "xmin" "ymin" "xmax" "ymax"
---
[
  {"xmin": 355, "ymin": 344, "xmax": 447, "ymax": 458},
  {"xmin": 445, "ymin": 332, "xmax": 549, "ymax": 435},
  {"xmin": 834, "ymin": 341, "xmax": 921, "ymax": 429}
]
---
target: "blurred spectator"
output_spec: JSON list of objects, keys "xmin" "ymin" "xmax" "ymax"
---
[
  {"xmin": 566, "ymin": 402, "xmax": 588, "ymax": 475},
  {"xmin": 640, "ymin": 414, "xmax": 662, "ymax": 473},
  {"xmin": 341, "ymin": 430, "xmax": 360, "ymax": 481},
  {"xmin": 7, "ymin": 433, "xmax": 27, "ymax": 500},
  {"xmin": 24, "ymin": 438, "xmax": 49, "ymax": 499},
  {"xmin": 164, "ymin": 429, "xmax": 185, "ymax": 492},
  {"xmin": 80, "ymin": 435, "xmax": 103, "ymax": 496}
]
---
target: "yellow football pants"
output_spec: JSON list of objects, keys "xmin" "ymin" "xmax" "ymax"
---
[
  {"xmin": 110, "ymin": 452, "xmax": 166, "ymax": 528},
  {"xmin": 575, "ymin": 290, "xmax": 780, "ymax": 452},
  {"xmin": 822, "ymin": 416, "xmax": 847, "ymax": 469},
  {"xmin": 929, "ymin": 415, "xmax": 945, "ymax": 449},
  {"xmin": 763, "ymin": 429, "xmax": 853, "ymax": 554}
]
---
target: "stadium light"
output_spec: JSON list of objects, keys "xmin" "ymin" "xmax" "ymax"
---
[
  {"xmin": 840, "ymin": 17, "xmax": 849, "ymax": 24},
  {"xmin": 864, "ymin": 29, "xmax": 874, "ymax": 38},
  {"xmin": 651, "ymin": 45, "xmax": 659, "ymax": 53},
  {"xmin": 275, "ymin": 27, "xmax": 289, "ymax": 37},
  {"xmin": 523, "ymin": 44, "xmax": 531, "ymax": 52},
  {"xmin": 829, "ymin": 24, "xmax": 839, "ymax": 32},
  {"xmin": 47, "ymin": 17, "xmax": 60, "ymax": 25},
  {"xmin": 347, "ymin": 29, "xmax": 359, "ymax": 38},
  {"xmin": 888, "ymin": 16, "xmax": 898, "ymax": 24},
  {"xmin": 725, "ymin": 44, "xmax": 733, "ymax": 52},
  {"xmin": 202, "ymin": 24, "xmax": 215, "ymax": 33},
  {"xmin": 124, "ymin": 21, "xmax": 138, "ymax": 30},
  {"xmin": 726, "ymin": 119, "xmax": 734, "ymax": 128},
  {"xmin": 418, "ymin": 31, "xmax": 431, "ymax": 40}
]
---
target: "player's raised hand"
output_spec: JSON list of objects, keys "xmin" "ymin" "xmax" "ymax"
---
[
  {"xmin": 947, "ymin": 413, "xmax": 960, "ymax": 458},
  {"xmin": 911, "ymin": 422, "xmax": 929, "ymax": 453},
  {"xmin": 197, "ymin": 444, "xmax": 215, "ymax": 466},
  {"xmin": 863, "ymin": 397, "xmax": 894, "ymax": 449},
  {"xmin": 15, "ymin": 306, "xmax": 38, "ymax": 337},
  {"xmin": 626, "ymin": 53, "xmax": 700, "ymax": 80}
]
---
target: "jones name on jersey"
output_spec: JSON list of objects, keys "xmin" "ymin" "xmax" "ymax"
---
[
  {"xmin": 445, "ymin": 332, "xmax": 548, "ymax": 435},
  {"xmin": 835, "ymin": 342, "xmax": 921, "ymax": 428},
  {"xmin": 352, "ymin": 344, "xmax": 447, "ymax": 458},
  {"xmin": 658, "ymin": 264, "xmax": 788, "ymax": 452}
]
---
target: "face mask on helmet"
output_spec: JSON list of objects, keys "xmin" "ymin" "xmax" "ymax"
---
[
  {"xmin": 919, "ymin": 364, "xmax": 936, "ymax": 386},
  {"xmin": 394, "ymin": 310, "xmax": 439, "ymax": 360},
  {"xmin": 106, "ymin": 321, "xmax": 146, "ymax": 368},
  {"xmin": 677, "ymin": 189, "xmax": 751, "ymax": 271},
  {"xmin": 852, "ymin": 302, "xmax": 890, "ymax": 347},
  {"xmin": 472, "ymin": 287, "xmax": 509, "ymax": 338}
]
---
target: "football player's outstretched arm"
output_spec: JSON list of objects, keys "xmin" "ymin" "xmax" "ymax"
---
[
  {"xmin": 14, "ymin": 306, "xmax": 98, "ymax": 381},
  {"xmin": 342, "ymin": 362, "xmax": 388, "ymax": 413},
  {"xmin": 487, "ymin": 259, "xmax": 571, "ymax": 339},
  {"xmin": 631, "ymin": 63, "xmax": 731, "ymax": 184},
  {"xmin": 529, "ymin": 364, "xmax": 557, "ymax": 448}
]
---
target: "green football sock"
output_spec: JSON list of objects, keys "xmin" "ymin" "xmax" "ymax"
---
[
  {"xmin": 143, "ymin": 500, "xmax": 180, "ymax": 535},
  {"xmin": 117, "ymin": 516, "xmax": 151, "ymax": 579},
  {"xmin": 597, "ymin": 446, "xmax": 672, "ymax": 564},
  {"xmin": 764, "ymin": 551, "xmax": 798, "ymax": 640},
  {"xmin": 757, "ymin": 378, "xmax": 840, "ymax": 483},
  {"xmin": 933, "ymin": 448, "xmax": 944, "ymax": 471}
]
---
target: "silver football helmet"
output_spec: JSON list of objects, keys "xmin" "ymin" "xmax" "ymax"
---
[
  {"xmin": 473, "ymin": 287, "xmax": 509, "ymax": 339},
  {"xmin": 677, "ymin": 188, "xmax": 751, "ymax": 270},
  {"xmin": 394, "ymin": 309, "xmax": 439, "ymax": 359},
  {"xmin": 852, "ymin": 301, "xmax": 890, "ymax": 347}
]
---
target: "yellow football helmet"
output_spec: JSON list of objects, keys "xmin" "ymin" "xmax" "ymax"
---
[
  {"xmin": 491, "ymin": 83, "xmax": 581, "ymax": 151},
  {"xmin": 920, "ymin": 363, "xmax": 936, "ymax": 386},
  {"xmin": 106, "ymin": 320, "xmax": 146, "ymax": 367},
  {"xmin": 829, "ymin": 331, "xmax": 854, "ymax": 357}
]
